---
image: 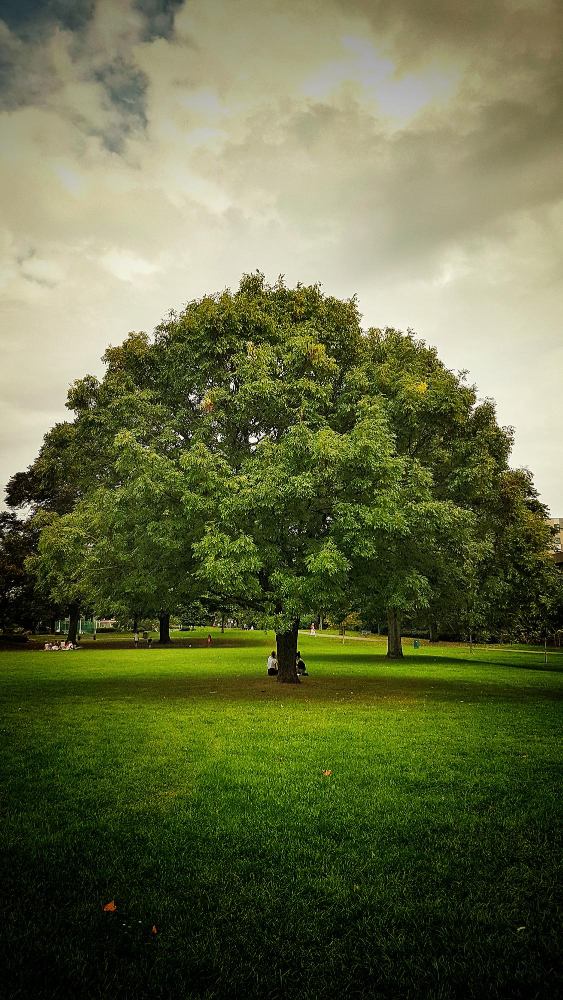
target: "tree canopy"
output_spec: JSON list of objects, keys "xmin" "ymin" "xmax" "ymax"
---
[{"xmin": 6, "ymin": 274, "xmax": 558, "ymax": 673}]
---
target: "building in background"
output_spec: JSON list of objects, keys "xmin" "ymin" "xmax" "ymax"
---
[{"xmin": 54, "ymin": 617, "xmax": 116, "ymax": 634}]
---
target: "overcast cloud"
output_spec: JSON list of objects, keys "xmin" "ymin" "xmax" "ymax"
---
[{"xmin": 1, "ymin": 0, "xmax": 561, "ymax": 511}]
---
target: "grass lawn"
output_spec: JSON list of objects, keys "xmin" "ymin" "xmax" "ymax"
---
[{"xmin": 1, "ymin": 632, "xmax": 561, "ymax": 999}]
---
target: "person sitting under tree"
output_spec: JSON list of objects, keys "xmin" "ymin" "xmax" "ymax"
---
[
  {"xmin": 296, "ymin": 651, "xmax": 308, "ymax": 676},
  {"xmin": 267, "ymin": 651, "xmax": 278, "ymax": 676}
]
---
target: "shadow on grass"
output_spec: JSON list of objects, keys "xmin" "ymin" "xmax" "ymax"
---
[
  {"xmin": 321, "ymin": 650, "xmax": 563, "ymax": 674},
  {"xmin": 8, "ymin": 671, "xmax": 562, "ymax": 706}
]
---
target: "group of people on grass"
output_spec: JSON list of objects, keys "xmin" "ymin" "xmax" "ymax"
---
[
  {"xmin": 133, "ymin": 632, "xmax": 153, "ymax": 648},
  {"xmin": 44, "ymin": 641, "xmax": 75, "ymax": 650},
  {"xmin": 267, "ymin": 650, "xmax": 308, "ymax": 676}
]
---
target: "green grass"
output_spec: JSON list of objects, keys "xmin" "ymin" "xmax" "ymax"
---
[{"xmin": 1, "ymin": 633, "xmax": 561, "ymax": 999}]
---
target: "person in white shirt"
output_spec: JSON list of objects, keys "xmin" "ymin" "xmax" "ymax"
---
[{"xmin": 267, "ymin": 651, "xmax": 278, "ymax": 676}]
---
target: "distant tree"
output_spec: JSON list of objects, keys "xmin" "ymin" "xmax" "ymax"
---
[
  {"xmin": 26, "ymin": 510, "xmax": 90, "ymax": 644},
  {"xmin": 0, "ymin": 513, "xmax": 58, "ymax": 632},
  {"xmin": 468, "ymin": 469, "xmax": 559, "ymax": 641}
]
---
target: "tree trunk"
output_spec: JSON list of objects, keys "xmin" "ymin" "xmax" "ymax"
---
[
  {"xmin": 132, "ymin": 615, "xmax": 138, "ymax": 634},
  {"xmin": 67, "ymin": 604, "xmax": 80, "ymax": 645},
  {"xmin": 428, "ymin": 621, "xmax": 437, "ymax": 643},
  {"xmin": 386, "ymin": 608, "xmax": 403, "ymax": 659},
  {"xmin": 159, "ymin": 612, "xmax": 171, "ymax": 644},
  {"xmin": 276, "ymin": 620, "xmax": 300, "ymax": 684}
]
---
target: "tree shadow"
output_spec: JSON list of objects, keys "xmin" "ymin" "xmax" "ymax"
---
[
  {"xmin": 10, "ymin": 670, "xmax": 563, "ymax": 706},
  {"xmin": 321, "ymin": 650, "xmax": 563, "ymax": 674}
]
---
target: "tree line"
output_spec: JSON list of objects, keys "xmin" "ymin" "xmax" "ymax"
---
[{"xmin": 2, "ymin": 274, "xmax": 561, "ymax": 680}]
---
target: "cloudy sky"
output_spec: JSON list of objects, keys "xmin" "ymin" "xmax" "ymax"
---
[{"xmin": 1, "ymin": 0, "xmax": 561, "ymax": 512}]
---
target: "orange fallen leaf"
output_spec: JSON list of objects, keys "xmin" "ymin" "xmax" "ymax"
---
[
  {"xmin": 322, "ymin": 770, "xmax": 332, "ymax": 776},
  {"xmin": 151, "ymin": 925, "xmax": 158, "ymax": 935},
  {"xmin": 103, "ymin": 900, "xmax": 117, "ymax": 912}
]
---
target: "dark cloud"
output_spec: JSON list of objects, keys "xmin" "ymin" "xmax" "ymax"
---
[
  {"xmin": 0, "ymin": 0, "xmax": 181, "ymax": 41},
  {"xmin": 95, "ymin": 57, "xmax": 148, "ymax": 127},
  {"xmin": 134, "ymin": 0, "xmax": 183, "ymax": 40},
  {"xmin": 0, "ymin": 0, "xmax": 180, "ymax": 114},
  {"xmin": 0, "ymin": 0, "xmax": 95, "ymax": 38},
  {"xmin": 0, "ymin": 5, "xmax": 152, "ymax": 148}
]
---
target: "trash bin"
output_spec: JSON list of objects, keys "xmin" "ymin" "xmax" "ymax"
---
[{"xmin": 413, "ymin": 639, "xmax": 420, "ymax": 649}]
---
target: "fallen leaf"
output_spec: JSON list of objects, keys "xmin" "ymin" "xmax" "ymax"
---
[
  {"xmin": 322, "ymin": 770, "xmax": 332, "ymax": 776},
  {"xmin": 151, "ymin": 925, "xmax": 158, "ymax": 935},
  {"xmin": 103, "ymin": 900, "xmax": 117, "ymax": 912}
]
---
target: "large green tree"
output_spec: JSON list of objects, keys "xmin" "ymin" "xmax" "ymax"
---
[
  {"xmin": 36, "ymin": 280, "xmax": 404, "ymax": 678},
  {"xmin": 147, "ymin": 276, "xmax": 403, "ymax": 677},
  {"xmin": 10, "ymin": 274, "xmax": 551, "ymax": 675}
]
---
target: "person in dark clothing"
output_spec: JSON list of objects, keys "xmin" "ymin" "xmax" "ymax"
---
[{"xmin": 296, "ymin": 651, "xmax": 308, "ymax": 675}]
